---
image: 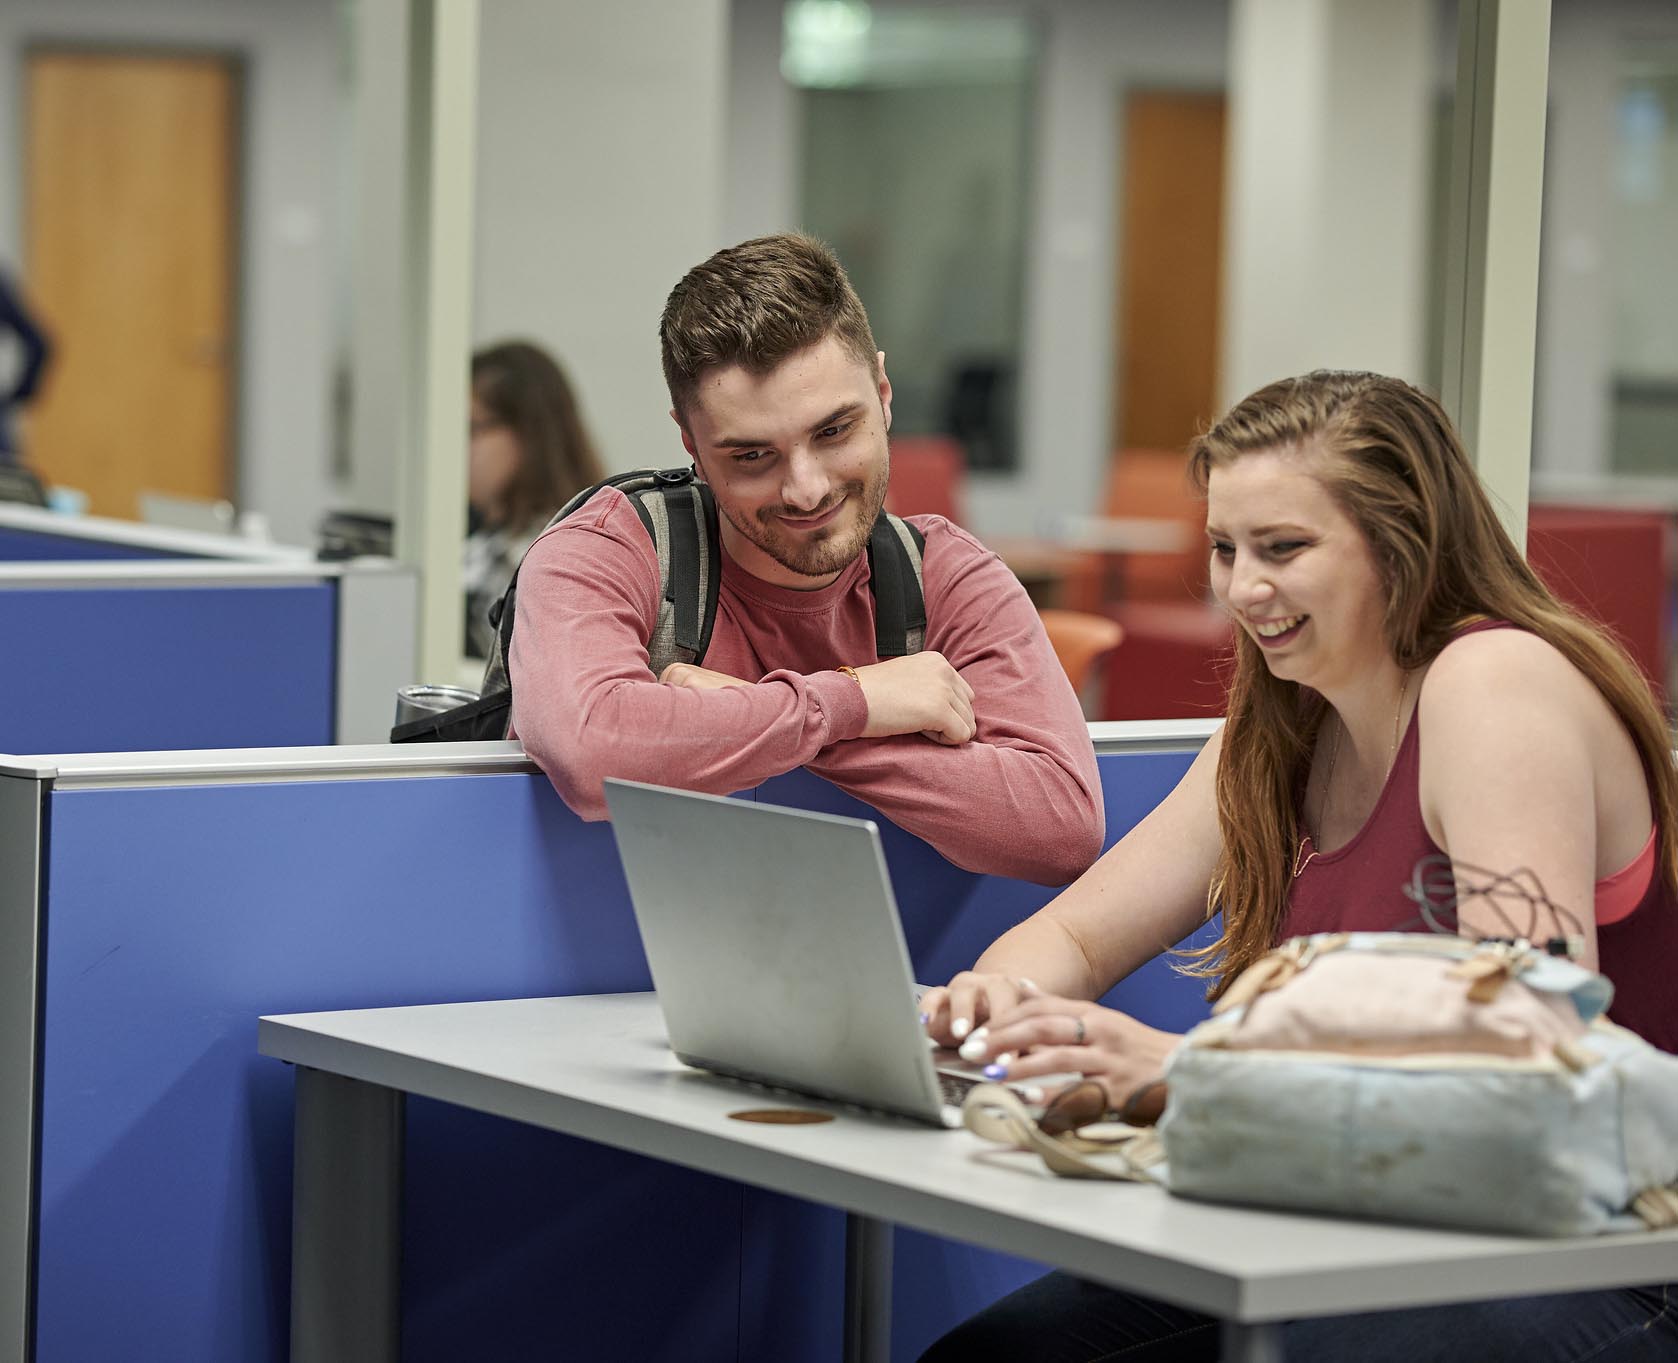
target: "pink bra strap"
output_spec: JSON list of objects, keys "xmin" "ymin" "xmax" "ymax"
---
[{"xmin": 1597, "ymin": 825, "xmax": 1657, "ymax": 926}]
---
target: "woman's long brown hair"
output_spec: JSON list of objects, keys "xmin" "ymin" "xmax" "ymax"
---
[
  {"xmin": 472, "ymin": 341, "xmax": 605, "ymax": 531},
  {"xmin": 1184, "ymin": 371, "xmax": 1678, "ymax": 997}
]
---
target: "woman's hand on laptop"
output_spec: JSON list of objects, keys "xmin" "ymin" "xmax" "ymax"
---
[
  {"xmin": 950, "ymin": 994, "xmax": 1177, "ymax": 1125},
  {"xmin": 921, "ymin": 970, "xmax": 1042, "ymax": 1047}
]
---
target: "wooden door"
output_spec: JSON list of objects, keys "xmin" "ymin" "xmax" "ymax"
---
[
  {"xmin": 1113, "ymin": 91, "xmax": 1226, "ymax": 454},
  {"xmin": 25, "ymin": 50, "xmax": 238, "ymax": 519}
]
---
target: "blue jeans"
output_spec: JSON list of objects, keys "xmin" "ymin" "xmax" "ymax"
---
[{"xmin": 918, "ymin": 1271, "xmax": 1678, "ymax": 1362}]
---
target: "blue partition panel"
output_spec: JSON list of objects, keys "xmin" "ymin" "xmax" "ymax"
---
[
  {"xmin": 0, "ymin": 526, "xmax": 199, "ymax": 561},
  {"xmin": 32, "ymin": 749, "xmax": 1210, "ymax": 1363},
  {"xmin": 0, "ymin": 584, "xmax": 335, "ymax": 752},
  {"xmin": 35, "ymin": 775, "xmax": 739, "ymax": 1363}
]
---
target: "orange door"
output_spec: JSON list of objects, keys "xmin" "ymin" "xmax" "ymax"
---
[
  {"xmin": 1114, "ymin": 90, "xmax": 1226, "ymax": 454},
  {"xmin": 25, "ymin": 50, "xmax": 238, "ymax": 518}
]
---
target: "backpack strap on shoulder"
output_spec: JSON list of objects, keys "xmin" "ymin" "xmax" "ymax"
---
[
  {"xmin": 400, "ymin": 467, "xmax": 721, "ymax": 743},
  {"xmin": 475, "ymin": 479, "xmax": 605, "ymax": 703},
  {"xmin": 867, "ymin": 512, "xmax": 927, "ymax": 659},
  {"xmin": 629, "ymin": 467, "xmax": 721, "ymax": 676},
  {"xmin": 660, "ymin": 475, "xmax": 721, "ymax": 658}
]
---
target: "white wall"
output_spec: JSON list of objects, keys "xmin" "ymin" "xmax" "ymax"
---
[
  {"xmin": 470, "ymin": 0, "xmax": 732, "ymax": 474},
  {"xmin": 1219, "ymin": 0, "xmax": 1431, "ymax": 406},
  {"xmin": 1002, "ymin": 0, "xmax": 1229, "ymax": 536},
  {"xmin": 0, "ymin": 0, "xmax": 341, "ymax": 546},
  {"xmin": 726, "ymin": 0, "xmax": 801, "ymax": 244}
]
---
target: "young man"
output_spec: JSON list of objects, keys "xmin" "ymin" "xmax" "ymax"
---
[{"xmin": 510, "ymin": 234, "xmax": 1101, "ymax": 885}]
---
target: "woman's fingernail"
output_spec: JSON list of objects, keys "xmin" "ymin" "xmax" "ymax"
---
[
  {"xmin": 918, "ymin": 1012, "xmax": 929, "ymax": 1025},
  {"xmin": 951, "ymin": 1017, "xmax": 971, "ymax": 1040},
  {"xmin": 982, "ymin": 1061, "xmax": 1008, "ymax": 1079},
  {"xmin": 1021, "ymin": 1086, "xmax": 1046, "ymax": 1105},
  {"xmin": 957, "ymin": 1028, "xmax": 989, "ymax": 1061}
]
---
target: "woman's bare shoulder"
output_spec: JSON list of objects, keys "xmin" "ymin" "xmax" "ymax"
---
[{"xmin": 1420, "ymin": 627, "xmax": 1599, "ymax": 744}]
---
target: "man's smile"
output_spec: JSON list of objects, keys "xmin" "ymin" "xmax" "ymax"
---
[{"xmin": 772, "ymin": 496, "xmax": 848, "ymax": 531}]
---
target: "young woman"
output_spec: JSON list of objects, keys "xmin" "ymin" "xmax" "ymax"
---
[
  {"xmin": 919, "ymin": 370, "xmax": 1678, "ymax": 1362},
  {"xmin": 464, "ymin": 341, "xmax": 603, "ymax": 657}
]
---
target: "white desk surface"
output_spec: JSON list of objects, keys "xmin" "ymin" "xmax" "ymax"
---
[{"xmin": 260, "ymin": 993, "xmax": 1678, "ymax": 1325}]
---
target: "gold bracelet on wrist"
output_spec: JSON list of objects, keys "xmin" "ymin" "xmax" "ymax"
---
[{"xmin": 837, "ymin": 665, "xmax": 861, "ymax": 684}]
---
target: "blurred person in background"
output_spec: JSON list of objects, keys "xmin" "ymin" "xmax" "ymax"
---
[
  {"xmin": 465, "ymin": 340, "xmax": 604, "ymax": 658},
  {"xmin": 0, "ymin": 266, "xmax": 52, "ymax": 466}
]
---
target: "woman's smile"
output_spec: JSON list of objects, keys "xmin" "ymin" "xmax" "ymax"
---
[{"xmin": 1249, "ymin": 613, "xmax": 1310, "ymax": 645}]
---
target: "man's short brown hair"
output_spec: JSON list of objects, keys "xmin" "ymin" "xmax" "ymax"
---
[{"xmin": 660, "ymin": 233, "xmax": 879, "ymax": 421}]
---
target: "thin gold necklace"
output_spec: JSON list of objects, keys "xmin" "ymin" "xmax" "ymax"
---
[{"xmin": 1292, "ymin": 671, "xmax": 1411, "ymax": 879}]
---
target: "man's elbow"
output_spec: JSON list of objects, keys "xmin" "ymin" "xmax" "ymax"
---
[
  {"xmin": 520, "ymin": 730, "xmax": 612, "ymax": 823},
  {"xmin": 1019, "ymin": 819, "xmax": 1104, "ymax": 887}
]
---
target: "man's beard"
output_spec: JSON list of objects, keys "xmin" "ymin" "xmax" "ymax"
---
[{"xmin": 722, "ymin": 467, "xmax": 889, "ymax": 579}]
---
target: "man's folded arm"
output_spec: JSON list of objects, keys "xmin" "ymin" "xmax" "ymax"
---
[
  {"xmin": 509, "ymin": 501, "xmax": 867, "ymax": 819},
  {"xmin": 806, "ymin": 522, "xmax": 1104, "ymax": 885},
  {"xmin": 808, "ymin": 729, "xmax": 1103, "ymax": 885}
]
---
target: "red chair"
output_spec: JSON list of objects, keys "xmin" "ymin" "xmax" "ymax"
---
[
  {"xmin": 1100, "ymin": 600, "xmax": 1233, "ymax": 721},
  {"xmin": 885, "ymin": 435, "xmax": 967, "ymax": 525},
  {"xmin": 1527, "ymin": 505, "xmax": 1672, "ymax": 701}
]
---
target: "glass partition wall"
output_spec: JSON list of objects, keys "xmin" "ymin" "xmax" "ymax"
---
[{"xmin": 789, "ymin": 2, "xmax": 1036, "ymax": 473}]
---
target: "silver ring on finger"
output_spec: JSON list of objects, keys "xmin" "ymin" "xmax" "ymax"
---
[{"xmin": 1071, "ymin": 1015, "xmax": 1086, "ymax": 1046}]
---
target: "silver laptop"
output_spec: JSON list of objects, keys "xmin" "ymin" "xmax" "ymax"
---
[{"xmin": 604, "ymin": 778, "xmax": 990, "ymax": 1127}]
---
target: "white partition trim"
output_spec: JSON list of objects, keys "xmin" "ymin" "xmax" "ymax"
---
[
  {"xmin": 3, "ymin": 724, "xmax": 1216, "ymax": 790},
  {"xmin": 334, "ymin": 564, "xmax": 421, "ymax": 745},
  {"xmin": 0, "ymin": 560, "xmax": 409, "ymax": 589},
  {"xmin": 1088, "ymin": 719, "xmax": 1221, "ymax": 754},
  {"xmin": 0, "ymin": 774, "xmax": 45, "ymax": 1363},
  {"xmin": 398, "ymin": 0, "xmax": 479, "ymax": 682},
  {"xmin": 0, "ymin": 742, "xmax": 537, "ymax": 788},
  {"xmin": 0, "ymin": 504, "xmax": 314, "ymax": 563}
]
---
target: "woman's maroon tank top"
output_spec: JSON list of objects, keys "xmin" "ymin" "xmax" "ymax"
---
[{"xmin": 1285, "ymin": 633, "xmax": 1678, "ymax": 1053}]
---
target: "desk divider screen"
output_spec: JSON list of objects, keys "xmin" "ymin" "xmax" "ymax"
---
[
  {"xmin": 25, "ymin": 745, "xmax": 1207, "ymax": 1363},
  {"xmin": 0, "ymin": 583, "xmax": 336, "ymax": 754}
]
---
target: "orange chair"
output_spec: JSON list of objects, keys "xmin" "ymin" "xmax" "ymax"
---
[
  {"xmin": 885, "ymin": 435, "xmax": 967, "ymax": 525},
  {"xmin": 1061, "ymin": 448, "xmax": 1207, "ymax": 614},
  {"xmin": 1039, "ymin": 608, "xmax": 1124, "ymax": 716}
]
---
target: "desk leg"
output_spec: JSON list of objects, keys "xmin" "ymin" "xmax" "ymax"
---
[
  {"xmin": 842, "ymin": 1213, "xmax": 893, "ymax": 1363},
  {"xmin": 289, "ymin": 1066, "xmax": 404, "ymax": 1363},
  {"xmin": 1221, "ymin": 1320, "xmax": 1284, "ymax": 1362}
]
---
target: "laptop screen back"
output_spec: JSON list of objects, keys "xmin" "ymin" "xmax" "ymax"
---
[{"xmin": 603, "ymin": 779, "xmax": 945, "ymax": 1122}]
